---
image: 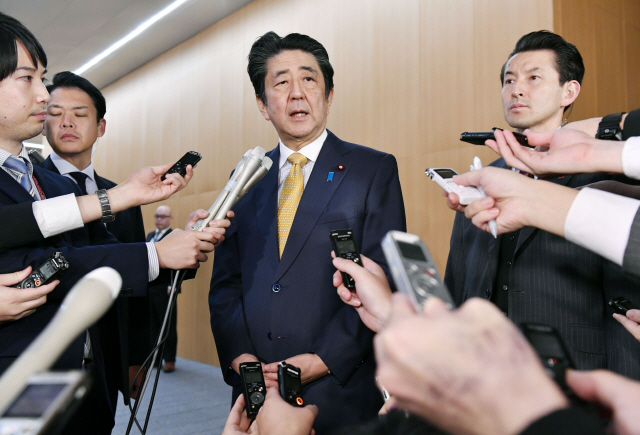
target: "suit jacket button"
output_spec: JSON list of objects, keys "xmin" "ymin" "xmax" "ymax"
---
[{"xmin": 272, "ymin": 283, "xmax": 281, "ymax": 293}]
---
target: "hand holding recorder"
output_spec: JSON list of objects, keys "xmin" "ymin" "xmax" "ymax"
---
[{"xmin": 0, "ymin": 268, "xmax": 59, "ymax": 323}]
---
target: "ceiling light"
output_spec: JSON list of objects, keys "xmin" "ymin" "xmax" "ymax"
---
[{"xmin": 74, "ymin": 0, "xmax": 192, "ymax": 75}]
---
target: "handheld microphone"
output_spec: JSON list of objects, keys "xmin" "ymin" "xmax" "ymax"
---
[
  {"xmin": 190, "ymin": 147, "xmax": 272, "ymax": 230},
  {"xmin": 0, "ymin": 267, "xmax": 122, "ymax": 413}
]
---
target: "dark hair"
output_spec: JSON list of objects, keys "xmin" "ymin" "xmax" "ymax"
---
[
  {"xmin": 500, "ymin": 30, "xmax": 584, "ymax": 86},
  {"xmin": 0, "ymin": 12, "xmax": 47, "ymax": 81},
  {"xmin": 47, "ymin": 71, "xmax": 106, "ymax": 121},
  {"xmin": 248, "ymin": 32, "xmax": 334, "ymax": 104}
]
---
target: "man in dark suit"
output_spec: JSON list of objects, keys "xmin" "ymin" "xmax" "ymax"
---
[
  {"xmin": 41, "ymin": 71, "xmax": 153, "ymax": 411},
  {"xmin": 147, "ymin": 205, "xmax": 178, "ymax": 372},
  {"xmin": 0, "ymin": 13, "xmax": 219, "ymax": 434},
  {"xmin": 444, "ymin": 31, "xmax": 640, "ymax": 379},
  {"xmin": 209, "ymin": 32, "xmax": 406, "ymax": 434}
]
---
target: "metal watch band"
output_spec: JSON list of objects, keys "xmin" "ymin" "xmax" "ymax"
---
[
  {"xmin": 596, "ymin": 112, "xmax": 626, "ymax": 141},
  {"xmin": 96, "ymin": 189, "xmax": 115, "ymax": 222}
]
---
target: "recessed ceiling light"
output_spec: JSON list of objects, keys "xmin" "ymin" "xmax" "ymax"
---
[{"xmin": 74, "ymin": 0, "xmax": 192, "ymax": 75}]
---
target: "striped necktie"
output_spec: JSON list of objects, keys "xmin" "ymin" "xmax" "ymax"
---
[
  {"xmin": 278, "ymin": 153, "xmax": 309, "ymax": 258},
  {"xmin": 3, "ymin": 156, "xmax": 37, "ymax": 199}
]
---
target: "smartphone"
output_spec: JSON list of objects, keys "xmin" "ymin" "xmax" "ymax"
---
[
  {"xmin": 15, "ymin": 253, "xmax": 69, "ymax": 289},
  {"xmin": 609, "ymin": 297, "xmax": 640, "ymax": 315},
  {"xmin": 0, "ymin": 371, "xmax": 90, "ymax": 435},
  {"xmin": 425, "ymin": 168, "xmax": 483, "ymax": 205},
  {"xmin": 161, "ymin": 151, "xmax": 202, "ymax": 181},
  {"xmin": 460, "ymin": 129, "xmax": 533, "ymax": 148},
  {"xmin": 278, "ymin": 362, "xmax": 304, "ymax": 407},
  {"xmin": 239, "ymin": 362, "xmax": 266, "ymax": 418},
  {"xmin": 381, "ymin": 231, "xmax": 455, "ymax": 311},
  {"xmin": 329, "ymin": 229, "xmax": 362, "ymax": 290}
]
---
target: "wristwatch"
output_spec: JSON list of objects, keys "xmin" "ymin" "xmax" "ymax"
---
[
  {"xmin": 96, "ymin": 189, "xmax": 115, "ymax": 222},
  {"xmin": 595, "ymin": 112, "xmax": 626, "ymax": 141}
]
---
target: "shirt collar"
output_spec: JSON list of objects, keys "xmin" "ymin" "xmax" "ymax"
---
[
  {"xmin": 50, "ymin": 151, "xmax": 95, "ymax": 181},
  {"xmin": 278, "ymin": 129, "xmax": 327, "ymax": 169},
  {"xmin": 0, "ymin": 146, "xmax": 34, "ymax": 175}
]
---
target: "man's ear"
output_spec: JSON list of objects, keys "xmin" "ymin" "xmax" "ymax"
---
[
  {"xmin": 326, "ymin": 88, "xmax": 334, "ymax": 115},
  {"xmin": 561, "ymin": 80, "xmax": 580, "ymax": 108},
  {"xmin": 97, "ymin": 118, "xmax": 106, "ymax": 138},
  {"xmin": 256, "ymin": 95, "xmax": 270, "ymax": 121}
]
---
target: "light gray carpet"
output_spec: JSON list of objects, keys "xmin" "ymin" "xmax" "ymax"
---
[{"xmin": 112, "ymin": 357, "xmax": 232, "ymax": 435}]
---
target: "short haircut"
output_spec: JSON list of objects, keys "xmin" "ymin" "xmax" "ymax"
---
[
  {"xmin": 248, "ymin": 31, "xmax": 334, "ymax": 104},
  {"xmin": 0, "ymin": 12, "xmax": 47, "ymax": 81},
  {"xmin": 500, "ymin": 30, "xmax": 585, "ymax": 86},
  {"xmin": 47, "ymin": 71, "xmax": 107, "ymax": 121}
]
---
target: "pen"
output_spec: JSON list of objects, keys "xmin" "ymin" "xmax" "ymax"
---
[{"xmin": 472, "ymin": 157, "xmax": 498, "ymax": 238}]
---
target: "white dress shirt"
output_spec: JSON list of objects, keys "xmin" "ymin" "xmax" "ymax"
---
[
  {"xmin": 277, "ymin": 129, "xmax": 327, "ymax": 205},
  {"xmin": 564, "ymin": 136, "xmax": 640, "ymax": 266}
]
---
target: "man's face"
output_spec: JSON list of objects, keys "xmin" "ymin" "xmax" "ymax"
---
[
  {"xmin": 257, "ymin": 50, "xmax": 333, "ymax": 150},
  {"xmin": 0, "ymin": 42, "xmax": 49, "ymax": 149},
  {"xmin": 501, "ymin": 50, "xmax": 577, "ymax": 132},
  {"xmin": 45, "ymin": 87, "xmax": 104, "ymax": 157},
  {"xmin": 154, "ymin": 206, "xmax": 172, "ymax": 230}
]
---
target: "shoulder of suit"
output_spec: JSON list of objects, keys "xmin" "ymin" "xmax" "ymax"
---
[
  {"xmin": 327, "ymin": 131, "xmax": 394, "ymax": 160},
  {"xmin": 94, "ymin": 173, "xmax": 117, "ymax": 189},
  {"xmin": 33, "ymin": 164, "xmax": 80, "ymax": 194}
]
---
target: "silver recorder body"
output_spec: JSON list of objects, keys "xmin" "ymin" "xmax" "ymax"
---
[{"xmin": 381, "ymin": 231, "xmax": 455, "ymax": 311}]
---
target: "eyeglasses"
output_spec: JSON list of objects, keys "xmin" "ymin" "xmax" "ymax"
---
[{"xmin": 154, "ymin": 214, "xmax": 170, "ymax": 219}]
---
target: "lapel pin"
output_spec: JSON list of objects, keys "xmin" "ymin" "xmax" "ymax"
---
[
  {"xmin": 327, "ymin": 172, "xmax": 334, "ymax": 182},
  {"xmin": 337, "ymin": 164, "xmax": 345, "ymax": 171}
]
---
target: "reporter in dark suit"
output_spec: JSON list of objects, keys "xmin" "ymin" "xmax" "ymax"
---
[
  {"xmin": 0, "ymin": 17, "xmax": 220, "ymax": 433},
  {"xmin": 210, "ymin": 32, "xmax": 406, "ymax": 434},
  {"xmin": 146, "ymin": 205, "xmax": 178, "ymax": 372}
]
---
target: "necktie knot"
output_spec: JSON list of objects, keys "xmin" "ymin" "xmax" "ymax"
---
[
  {"xmin": 288, "ymin": 153, "xmax": 309, "ymax": 167},
  {"xmin": 3, "ymin": 156, "xmax": 37, "ymax": 199},
  {"xmin": 69, "ymin": 172, "xmax": 89, "ymax": 195}
]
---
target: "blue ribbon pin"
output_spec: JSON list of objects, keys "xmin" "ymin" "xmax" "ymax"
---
[{"xmin": 327, "ymin": 172, "xmax": 334, "ymax": 182}]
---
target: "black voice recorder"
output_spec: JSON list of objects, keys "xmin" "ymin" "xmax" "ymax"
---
[
  {"xmin": 239, "ymin": 362, "xmax": 266, "ymax": 418},
  {"xmin": 15, "ymin": 252, "xmax": 69, "ymax": 289},
  {"xmin": 329, "ymin": 228, "xmax": 362, "ymax": 290},
  {"xmin": 278, "ymin": 362, "xmax": 304, "ymax": 407}
]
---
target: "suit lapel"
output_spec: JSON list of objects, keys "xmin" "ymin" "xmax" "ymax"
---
[
  {"xmin": 275, "ymin": 132, "xmax": 351, "ymax": 281},
  {"xmin": 515, "ymin": 174, "xmax": 574, "ymax": 254},
  {"xmin": 0, "ymin": 168, "xmax": 35, "ymax": 204}
]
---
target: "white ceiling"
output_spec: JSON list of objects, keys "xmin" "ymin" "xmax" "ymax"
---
[{"xmin": 0, "ymin": 0, "xmax": 253, "ymax": 89}]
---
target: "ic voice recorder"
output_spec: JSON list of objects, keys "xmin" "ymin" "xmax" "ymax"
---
[
  {"xmin": 239, "ymin": 362, "xmax": 266, "ymax": 418},
  {"xmin": 15, "ymin": 253, "xmax": 69, "ymax": 289},
  {"xmin": 278, "ymin": 362, "xmax": 304, "ymax": 407},
  {"xmin": 381, "ymin": 231, "xmax": 455, "ymax": 311},
  {"xmin": 329, "ymin": 228, "xmax": 362, "ymax": 290},
  {"xmin": 161, "ymin": 151, "xmax": 202, "ymax": 181},
  {"xmin": 425, "ymin": 168, "xmax": 483, "ymax": 205}
]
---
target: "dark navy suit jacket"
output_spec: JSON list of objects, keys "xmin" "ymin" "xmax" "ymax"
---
[
  {"xmin": 209, "ymin": 131, "xmax": 406, "ymax": 434},
  {"xmin": 41, "ymin": 157, "xmax": 151, "ymax": 408},
  {"xmin": 445, "ymin": 159, "xmax": 640, "ymax": 380},
  {"xmin": 0, "ymin": 164, "xmax": 148, "ymax": 432}
]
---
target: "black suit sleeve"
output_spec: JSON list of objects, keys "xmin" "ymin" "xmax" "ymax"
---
[
  {"xmin": 622, "ymin": 108, "xmax": 640, "ymax": 140},
  {"xmin": 519, "ymin": 408, "xmax": 604, "ymax": 435},
  {"xmin": 623, "ymin": 208, "xmax": 640, "ymax": 279},
  {"xmin": 0, "ymin": 203, "xmax": 44, "ymax": 250}
]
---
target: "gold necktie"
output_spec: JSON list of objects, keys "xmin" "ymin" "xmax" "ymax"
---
[{"xmin": 278, "ymin": 152, "xmax": 309, "ymax": 258}]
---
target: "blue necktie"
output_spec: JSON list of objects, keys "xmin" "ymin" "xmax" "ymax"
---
[
  {"xmin": 68, "ymin": 171, "xmax": 89, "ymax": 195},
  {"xmin": 3, "ymin": 156, "xmax": 37, "ymax": 199}
]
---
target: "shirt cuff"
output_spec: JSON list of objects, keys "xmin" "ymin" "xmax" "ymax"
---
[
  {"xmin": 147, "ymin": 242, "xmax": 160, "ymax": 281},
  {"xmin": 32, "ymin": 193, "xmax": 84, "ymax": 238},
  {"xmin": 564, "ymin": 187, "xmax": 639, "ymax": 266},
  {"xmin": 622, "ymin": 137, "xmax": 640, "ymax": 180}
]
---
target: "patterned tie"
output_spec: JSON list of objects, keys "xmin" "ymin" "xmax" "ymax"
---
[
  {"xmin": 3, "ymin": 156, "xmax": 37, "ymax": 199},
  {"xmin": 278, "ymin": 153, "xmax": 309, "ymax": 258},
  {"xmin": 68, "ymin": 171, "xmax": 89, "ymax": 195}
]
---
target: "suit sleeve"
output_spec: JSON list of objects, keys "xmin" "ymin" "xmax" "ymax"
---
[
  {"xmin": 0, "ymin": 203, "xmax": 43, "ymax": 250},
  {"xmin": 623, "ymin": 208, "xmax": 640, "ymax": 278},
  {"xmin": 310, "ymin": 153, "xmax": 406, "ymax": 385},
  {"xmin": 209, "ymin": 217, "xmax": 258, "ymax": 386},
  {"xmin": 444, "ymin": 211, "xmax": 468, "ymax": 306}
]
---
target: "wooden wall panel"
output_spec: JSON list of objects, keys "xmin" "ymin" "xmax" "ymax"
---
[
  {"xmin": 554, "ymin": 0, "xmax": 640, "ymax": 119},
  {"xmin": 93, "ymin": 0, "xmax": 572, "ymax": 366}
]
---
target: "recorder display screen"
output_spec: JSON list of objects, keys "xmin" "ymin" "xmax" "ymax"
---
[
  {"xmin": 336, "ymin": 239, "xmax": 357, "ymax": 254},
  {"xmin": 244, "ymin": 370, "xmax": 263, "ymax": 384},
  {"xmin": 398, "ymin": 242, "xmax": 428, "ymax": 262},
  {"xmin": 3, "ymin": 384, "xmax": 66, "ymax": 418},
  {"xmin": 434, "ymin": 169, "xmax": 458, "ymax": 179}
]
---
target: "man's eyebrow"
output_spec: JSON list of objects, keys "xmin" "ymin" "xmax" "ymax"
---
[
  {"xmin": 15, "ymin": 66, "xmax": 36, "ymax": 73},
  {"xmin": 48, "ymin": 103, "xmax": 89, "ymax": 110},
  {"xmin": 505, "ymin": 66, "xmax": 542, "ymax": 76},
  {"xmin": 300, "ymin": 65, "xmax": 318, "ymax": 74},
  {"xmin": 273, "ymin": 68, "xmax": 290, "ymax": 79}
]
